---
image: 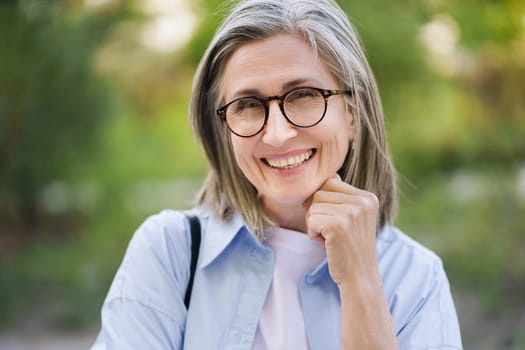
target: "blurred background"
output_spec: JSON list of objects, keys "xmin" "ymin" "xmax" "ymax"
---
[{"xmin": 0, "ymin": 0, "xmax": 524, "ymax": 348}]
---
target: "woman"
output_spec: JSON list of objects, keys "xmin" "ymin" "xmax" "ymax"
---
[{"xmin": 92, "ymin": 0, "xmax": 462, "ymax": 349}]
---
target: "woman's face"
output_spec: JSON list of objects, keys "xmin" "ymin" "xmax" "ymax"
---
[{"xmin": 221, "ymin": 33, "xmax": 354, "ymax": 216}]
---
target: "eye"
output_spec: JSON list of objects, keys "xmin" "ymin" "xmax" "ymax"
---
[
  {"xmin": 232, "ymin": 98, "xmax": 262, "ymax": 113},
  {"xmin": 286, "ymin": 88, "xmax": 319, "ymax": 103}
]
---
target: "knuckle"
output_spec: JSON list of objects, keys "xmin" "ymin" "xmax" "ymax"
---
[
  {"xmin": 369, "ymin": 192, "xmax": 380, "ymax": 209},
  {"xmin": 362, "ymin": 192, "xmax": 379, "ymax": 211},
  {"xmin": 343, "ymin": 204, "xmax": 359, "ymax": 219}
]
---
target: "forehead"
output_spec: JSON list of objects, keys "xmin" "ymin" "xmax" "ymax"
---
[{"xmin": 220, "ymin": 33, "xmax": 337, "ymax": 100}]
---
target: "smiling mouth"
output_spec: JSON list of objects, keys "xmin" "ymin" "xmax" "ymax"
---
[{"xmin": 263, "ymin": 149, "xmax": 315, "ymax": 169}]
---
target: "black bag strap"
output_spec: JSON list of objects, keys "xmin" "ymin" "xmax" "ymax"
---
[{"xmin": 184, "ymin": 215, "xmax": 201, "ymax": 309}]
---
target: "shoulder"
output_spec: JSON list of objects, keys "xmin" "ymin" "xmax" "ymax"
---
[
  {"xmin": 104, "ymin": 209, "xmax": 207, "ymax": 310},
  {"xmin": 377, "ymin": 227, "xmax": 459, "ymax": 329},
  {"xmin": 378, "ymin": 227, "xmax": 463, "ymax": 347},
  {"xmin": 377, "ymin": 225, "xmax": 444, "ymax": 274},
  {"xmin": 128, "ymin": 207, "xmax": 210, "ymax": 261},
  {"xmin": 376, "ymin": 226, "xmax": 449, "ymax": 316},
  {"xmin": 94, "ymin": 209, "xmax": 202, "ymax": 347},
  {"xmin": 130, "ymin": 209, "xmax": 190, "ymax": 252},
  {"xmin": 122, "ymin": 210, "xmax": 193, "ymax": 276}
]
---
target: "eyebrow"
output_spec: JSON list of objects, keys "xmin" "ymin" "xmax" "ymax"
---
[
  {"xmin": 282, "ymin": 78, "xmax": 320, "ymax": 91},
  {"xmin": 229, "ymin": 77, "xmax": 322, "ymax": 100}
]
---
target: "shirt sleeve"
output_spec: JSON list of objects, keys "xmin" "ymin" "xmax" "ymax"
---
[
  {"xmin": 91, "ymin": 210, "xmax": 192, "ymax": 350},
  {"xmin": 395, "ymin": 259, "xmax": 463, "ymax": 350}
]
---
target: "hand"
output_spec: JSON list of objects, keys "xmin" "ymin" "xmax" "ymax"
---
[
  {"xmin": 305, "ymin": 175, "xmax": 398, "ymax": 348},
  {"xmin": 305, "ymin": 175, "xmax": 380, "ymax": 286}
]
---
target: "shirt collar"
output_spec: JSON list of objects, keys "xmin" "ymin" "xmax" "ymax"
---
[
  {"xmin": 195, "ymin": 208, "xmax": 396, "ymax": 272},
  {"xmin": 198, "ymin": 208, "xmax": 254, "ymax": 268}
]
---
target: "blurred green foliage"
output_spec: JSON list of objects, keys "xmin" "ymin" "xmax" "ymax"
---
[
  {"xmin": 0, "ymin": 0, "xmax": 122, "ymax": 224},
  {"xmin": 0, "ymin": 0, "xmax": 524, "ymax": 346},
  {"xmin": 339, "ymin": 0, "xmax": 525, "ymax": 177}
]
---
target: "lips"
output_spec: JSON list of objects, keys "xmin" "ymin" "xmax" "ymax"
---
[{"xmin": 263, "ymin": 149, "xmax": 315, "ymax": 169}]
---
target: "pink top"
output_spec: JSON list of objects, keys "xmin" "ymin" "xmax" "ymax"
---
[{"xmin": 252, "ymin": 226, "xmax": 326, "ymax": 350}]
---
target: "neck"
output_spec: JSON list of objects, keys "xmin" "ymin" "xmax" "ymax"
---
[{"xmin": 262, "ymin": 199, "xmax": 309, "ymax": 233}]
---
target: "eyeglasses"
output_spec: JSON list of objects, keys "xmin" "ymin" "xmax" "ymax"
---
[{"xmin": 216, "ymin": 87, "xmax": 352, "ymax": 137}]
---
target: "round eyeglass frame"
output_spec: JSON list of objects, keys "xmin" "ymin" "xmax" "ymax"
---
[{"xmin": 216, "ymin": 87, "xmax": 353, "ymax": 137}]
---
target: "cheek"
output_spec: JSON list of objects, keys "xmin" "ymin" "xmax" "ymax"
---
[
  {"xmin": 320, "ymin": 114, "xmax": 353, "ymax": 168},
  {"xmin": 230, "ymin": 136, "xmax": 260, "ymax": 179},
  {"xmin": 231, "ymin": 136, "xmax": 250, "ymax": 162},
  {"xmin": 327, "ymin": 97, "xmax": 355, "ymax": 140},
  {"xmin": 334, "ymin": 135, "xmax": 351, "ymax": 166}
]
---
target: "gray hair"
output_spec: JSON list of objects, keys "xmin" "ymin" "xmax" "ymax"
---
[{"xmin": 190, "ymin": 0, "xmax": 397, "ymax": 237}]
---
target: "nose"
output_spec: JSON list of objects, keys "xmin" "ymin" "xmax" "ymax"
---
[{"xmin": 261, "ymin": 101, "xmax": 297, "ymax": 146}]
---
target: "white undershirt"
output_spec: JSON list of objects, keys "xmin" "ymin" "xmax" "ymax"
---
[{"xmin": 252, "ymin": 226, "xmax": 326, "ymax": 350}]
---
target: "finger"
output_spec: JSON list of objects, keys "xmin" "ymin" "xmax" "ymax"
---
[
  {"xmin": 312, "ymin": 191, "xmax": 378, "ymax": 214},
  {"xmin": 312, "ymin": 190, "xmax": 358, "ymax": 205},
  {"xmin": 320, "ymin": 177, "xmax": 355, "ymax": 194},
  {"xmin": 308, "ymin": 201, "xmax": 345, "ymax": 217},
  {"xmin": 320, "ymin": 176, "xmax": 370, "ymax": 197},
  {"xmin": 306, "ymin": 212, "xmax": 334, "ymax": 239},
  {"xmin": 319, "ymin": 186, "xmax": 379, "ymax": 211},
  {"xmin": 303, "ymin": 174, "xmax": 342, "ymax": 209}
]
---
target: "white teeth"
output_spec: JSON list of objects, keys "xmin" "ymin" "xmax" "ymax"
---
[{"xmin": 266, "ymin": 150, "xmax": 314, "ymax": 169}]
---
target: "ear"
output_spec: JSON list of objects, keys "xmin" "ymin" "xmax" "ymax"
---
[{"xmin": 345, "ymin": 100, "xmax": 355, "ymax": 142}]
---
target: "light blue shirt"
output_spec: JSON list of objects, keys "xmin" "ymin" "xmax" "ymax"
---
[{"xmin": 92, "ymin": 207, "xmax": 463, "ymax": 349}]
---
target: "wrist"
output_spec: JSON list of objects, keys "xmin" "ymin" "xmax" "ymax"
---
[
  {"xmin": 339, "ymin": 271, "xmax": 398, "ymax": 350},
  {"xmin": 337, "ymin": 263, "xmax": 383, "ymax": 295}
]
